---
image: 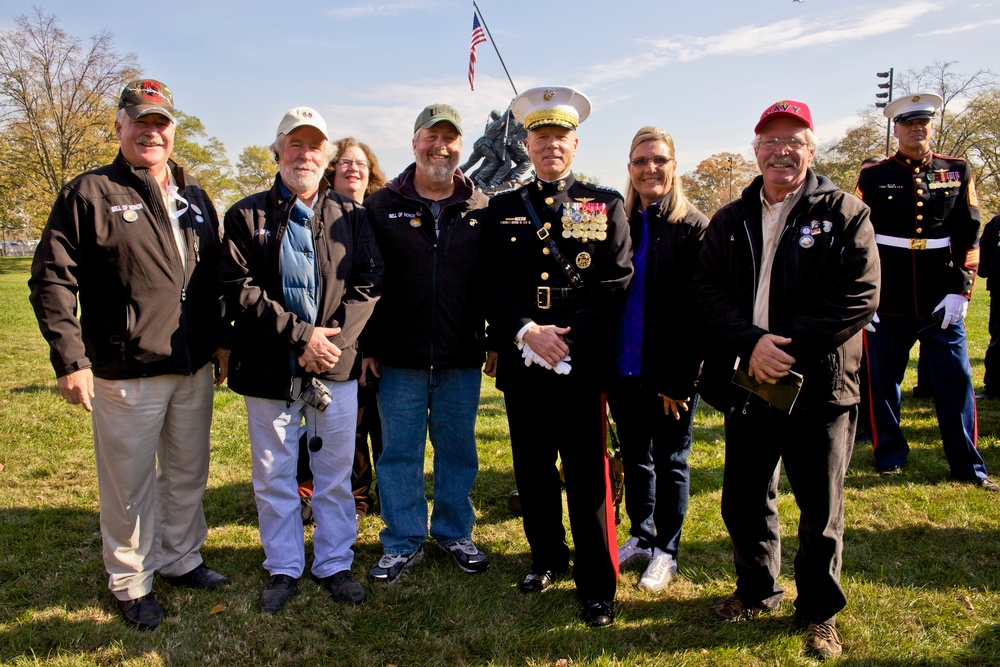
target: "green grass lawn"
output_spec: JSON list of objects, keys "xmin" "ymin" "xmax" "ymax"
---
[{"xmin": 2, "ymin": 254, "xmax": 999, "ymax": 666}]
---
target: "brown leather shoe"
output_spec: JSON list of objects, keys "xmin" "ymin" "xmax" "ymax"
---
[
  {"xmin": 806, "ymin": 622, "xmax": 843, "ymax": 659},
  {"xmin": 710, "ymin": 592, "xmax": 770, "ymax": 621}
]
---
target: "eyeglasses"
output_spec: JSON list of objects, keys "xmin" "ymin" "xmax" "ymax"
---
[
  {"xmin": 758, "ymin": 137, "xmax": 808, "ymax": 150},
  {"xmin": 629, "ymin": 156, "xmax": 674, "ymax": 168},
  {"xmin": 336, "ymin": 158, "xmax": 369, "ymax": 170}
]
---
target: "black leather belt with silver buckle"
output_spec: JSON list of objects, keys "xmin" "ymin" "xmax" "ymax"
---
[{"xmin": 536, "ymin": 286, "xmax": 577, "ymax": 309}]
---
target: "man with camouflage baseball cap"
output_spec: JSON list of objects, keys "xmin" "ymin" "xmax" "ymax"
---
[{"xmin": 29, "ymin": 77, "xmax": 231, "ymax": 631}]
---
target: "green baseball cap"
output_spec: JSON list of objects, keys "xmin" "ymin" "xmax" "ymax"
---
[{"xmin": 414, "ymin": 104, "xmax": 463, "ymax": 135}]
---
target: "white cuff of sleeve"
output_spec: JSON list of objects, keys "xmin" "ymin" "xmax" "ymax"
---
[{"xmin": 514, "ymin": 322, "xmax": 534, "ymax": 349}]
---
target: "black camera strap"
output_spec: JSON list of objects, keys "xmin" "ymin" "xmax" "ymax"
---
[{"xmin": 519, "ymin": 188, "xmax": 584, "ymax": 287}]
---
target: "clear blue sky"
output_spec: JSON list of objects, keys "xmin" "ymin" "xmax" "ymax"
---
[{"xmin": 5, "ymin": 1, "xmax": 1000, "ymax": 193}]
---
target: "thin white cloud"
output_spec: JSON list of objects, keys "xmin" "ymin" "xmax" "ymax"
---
[
  {"xmin": 581, "ymin": 1, "xmax": 941, "ymax": 89},
  {"xmin": 918, "ymin": 18, "xmax": 1000, "ymax": 36},
  {"xmin": 328, "ymin": 0, "xmax": 442, "ymax": 20}
]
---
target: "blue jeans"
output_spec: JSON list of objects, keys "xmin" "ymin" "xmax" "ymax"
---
[
  {"xmin": 608, "ymin": 376, "xmax": 696, "ymax": 557},
  {"xmin": 867, "ymin": 313, "xmax": 987, "ymax": 480},
  {"xmin": 376, "ymin": 366, "xmax": 481, "ymax": 554}
]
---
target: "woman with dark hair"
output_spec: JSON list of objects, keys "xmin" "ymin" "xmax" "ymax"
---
[
  {"xmin": 610, "ymin": 126, "xmax": 709, "ymax": 591},
  {"xmin": 299, "ymin": 138, "xmax": 388, "ymax": 522},
  {"xmin": 330, "ymin": 137, "xmax": 387, "ymax": 202}
]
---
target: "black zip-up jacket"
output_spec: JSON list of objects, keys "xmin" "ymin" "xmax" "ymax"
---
[
  {"xmin": 693, "ymin": 170, "xmax": 880, "ymax": 413},
  {"xmin": 625, "ymin": 194, "xmax": 709, "ymax": 399},
  {"xmin": 362, "ymin": 164, "xmax": 489, "ymax": 369},
  {"xmin": 29, "ymin": 152, "xmax": 225, "ymax": 380},
  {"xmin": 221, "ymin": 175, "xmax": 383, "ymax": 400}
]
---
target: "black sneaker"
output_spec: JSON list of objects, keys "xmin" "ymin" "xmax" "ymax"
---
[
  {"xmin": 368, "ymin": 548, "xmax": 424, "ymax": 584},
  {"xmin": 117, "ymin": 593, "xmax": 164, "ymax": 630},
  {"xmin": 260, "ymin": 574, "xmax": 297, "ymax": 613},
  {"xmin": 806, "ymin": 622, "xmax": 843, "ymax": 659},
  {"xmin": 443, "ymin": 539, "xmax": 489, "ymax": 574}
]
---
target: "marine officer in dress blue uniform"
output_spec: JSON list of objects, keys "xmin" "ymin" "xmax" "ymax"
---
[
  {"xmin": 856, "ymin": 92, "xmax": 998, "ymax": 490},
  {"xmin": 477, "ymin": 86, "xmax": 633, "ymax": 627}
]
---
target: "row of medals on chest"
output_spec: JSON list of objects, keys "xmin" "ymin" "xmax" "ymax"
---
[{"xmin": 557, "ymin": 200, "xmax": 608, "ymax": 241}]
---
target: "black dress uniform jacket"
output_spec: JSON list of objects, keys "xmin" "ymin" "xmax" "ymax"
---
[
  {"xmin": 856, "ymin": 151, "xmax": 981, "ymax": 318},
  {"xmin": 479, "ymin": 173, "xmax": 633, "ymax": 389}
]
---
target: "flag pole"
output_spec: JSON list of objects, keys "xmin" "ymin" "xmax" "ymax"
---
[{"xmin": 473, "ymin": 1, "xmax": 518, "ymax": 96}]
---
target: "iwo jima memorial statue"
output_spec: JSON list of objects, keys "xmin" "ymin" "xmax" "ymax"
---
[{"xmin": 459, "ymin": 106, "xmax": 531, "ymax": 194}]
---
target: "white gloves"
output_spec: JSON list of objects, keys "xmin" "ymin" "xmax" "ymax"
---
[
  {"xmin": 520, "ymin": 343, "xmax": 572, "ymax": 375},
  {"xmin": 934, "ymin": 294, "xmax": 969, "ymax": 329},
  {"xmin": 864, "ymin": 312, "xmax": 880, "ymax": 333}
]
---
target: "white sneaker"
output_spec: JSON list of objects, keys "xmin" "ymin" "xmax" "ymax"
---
[
  {"xmin": 617, "ymin": 536, "xmax": 652, "ymax": 566},
  {"xmin": 639, "ymin": 551, "xmax": 677, "ymax": 592}
]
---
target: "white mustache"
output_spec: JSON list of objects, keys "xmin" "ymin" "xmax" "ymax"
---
[
  {"xmin": 137, "ymin": 136, "xmax": 165, "ymax": 147},
  {"xmin": 767, "ymin": 157, "xmax": 794, "ymax": 168}
]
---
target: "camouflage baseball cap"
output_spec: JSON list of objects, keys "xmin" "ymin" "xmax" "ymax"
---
[{"xmin": 118, "ymin": 79, "xmax": 176, "ymax": 123}]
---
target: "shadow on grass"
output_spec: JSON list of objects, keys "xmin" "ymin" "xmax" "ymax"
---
[
  {"xmin": 0, "ymin": 257, "xmax": 31, "ymax": 275},
  {"xmin": 8, "ymin": 383, "xmax": 59, "ymax": 395},
  {"xmin": 2, "ymin": 498, "xmax": 998, "ymax": 666}
]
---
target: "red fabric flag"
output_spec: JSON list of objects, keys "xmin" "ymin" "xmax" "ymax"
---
[{"xmin": 469, "ymin": 14, "xmax": 487, "ymax": 91}]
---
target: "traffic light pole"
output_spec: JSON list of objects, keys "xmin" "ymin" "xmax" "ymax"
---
[{"xmin": 876, "ymin": 69, "xmax": 894, "ymax": 157}]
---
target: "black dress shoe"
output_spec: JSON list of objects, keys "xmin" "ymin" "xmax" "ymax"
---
[
  {"xmin": 260, "ymin": 574, "xmax": 298, "ymax": 613},
  {"xmin": 581, "ymin": 599, "xmax": 615, "ymax": 627},
  {"xmin": 117, "ymin": 593, "xmax": 165, "ymax": 630},
  {"xmin": 162, "ymin": 563, "xmax": 231, "ymax": 590},
  {"xmin": 519, "ymin": 570, "xmax": 559, "ymax": 594}
]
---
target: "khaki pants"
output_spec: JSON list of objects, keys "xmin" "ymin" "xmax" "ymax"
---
[{"xmin": 91, "ymin": 364, "xmax": 214, "ymax": 600}]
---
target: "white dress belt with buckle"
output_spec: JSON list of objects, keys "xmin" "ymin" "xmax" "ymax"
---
[{"xmin": 874, "ymin": 234, "xmax": 950, "ymax": 250}]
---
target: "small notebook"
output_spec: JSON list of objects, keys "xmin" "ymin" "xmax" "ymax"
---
[{"xmin": 731, "ymin": 356, "xmax": 803, "ymax": 413}]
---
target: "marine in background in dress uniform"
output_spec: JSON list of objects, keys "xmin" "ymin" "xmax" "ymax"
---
[
  {"xmin": 478, "ymin": 86, "xmax": 633, "ymax": 628},
  {"xmin": 857, "ymin": 93, "xmax": 998, "ymax": 491}
]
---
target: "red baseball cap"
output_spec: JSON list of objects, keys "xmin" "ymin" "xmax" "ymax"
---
[{"xmin": 754, "ymin": 100, "xmax": 813, "ymax": 134}]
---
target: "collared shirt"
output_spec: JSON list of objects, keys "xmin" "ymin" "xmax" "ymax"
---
[
  {"xmin": 753, "ymin": 184, "xmax": 804, "ymax": 330},
  {"xmin": 164, "ymin": 170, "xmax": 189, "ymax": 271}
]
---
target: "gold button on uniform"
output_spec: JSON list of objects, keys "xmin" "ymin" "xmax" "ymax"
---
[
  {"xmin": 917, "ymin": 190, "xmax": 924, "ymax": 195},
  {"xmin": 510, "ymin": 236, "xmax": 517, "ymax": 242},
  {"xmin": 542, "ymin": 247, "xmax": 550, "ymax": 255},
  {"xmin": 545, "ymin": 197, "xmax": 554, "ymax": 205},
  {"xmin": 917, "ymin": 215, "xmax": 923, "ymax": 221},
  {"xmin": 540, "ymin": 272, "xmax": 549, "ymax": 281},
  {"xmin": 888, "ymin": 195, "xmax": 893, "ymax": 200},
  {"xmin": 917, "ymin": 201, "xmax": 924, "ymax": 207},
  {"xmin": 543, "ymin": 222, "xmax": 551, "ymax": 230},
  {"xmin": 916, "ymin": 178, "xmax": 923, "ymax": 183}
]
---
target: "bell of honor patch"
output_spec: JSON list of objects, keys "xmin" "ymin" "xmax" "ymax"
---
[
  {"xmin": 799, "ymin": 235, "xmax": 814, "ymax": 249},
  {"xmin": 123, "ymin": 210, "xmax": 138, "ymax": 222}
]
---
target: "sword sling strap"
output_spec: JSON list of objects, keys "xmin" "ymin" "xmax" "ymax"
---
[{"xmin": 519, "ymin": 188, "xmax": 584, "ymax": 287}]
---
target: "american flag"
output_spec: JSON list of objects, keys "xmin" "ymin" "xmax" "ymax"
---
[{"xmin": 469, "ymin": 14, "xmax": 487, "ymax": 91}]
